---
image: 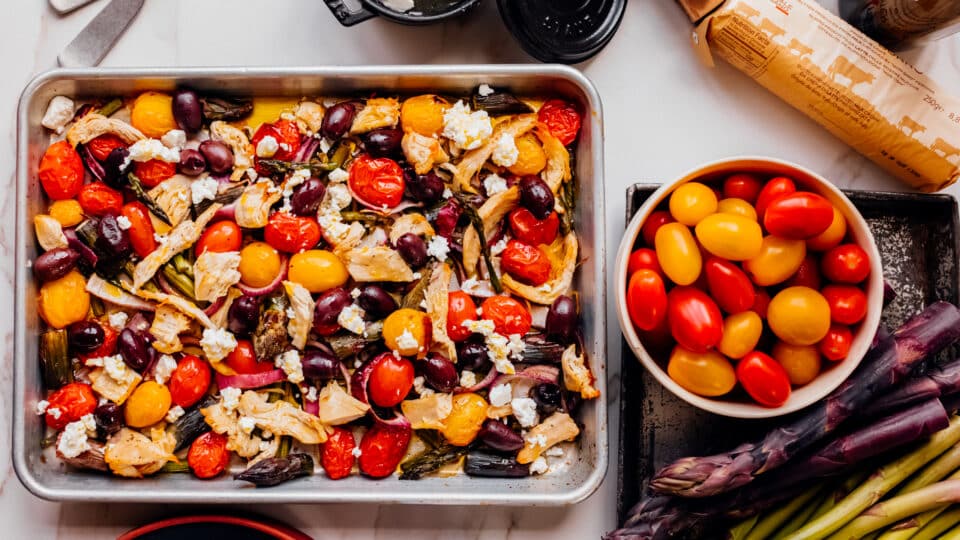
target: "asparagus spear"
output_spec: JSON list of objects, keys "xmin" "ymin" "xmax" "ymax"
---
[
  {"xmin": 651, "ymin": 302, "xmax": 960, "ymax": 498},
  {"xmin": 745, "ymin": 484, "xmax": 824, "ymax": 540},
  {"xmin": 924, "ymin": 514, "xmax": 960, "ymax": 540},
  {"xmin": 827, "ymin": 480, "xmax": 960, "ymax": 540},
  {"xmin": 810, "ymin": 470, "xmax": 873, "ymax": 521},
  {"xmin": 877, "ymin": 468, "xmax": 960, "ymax": 540},
  {"xmin": 776, "ymin": 494, "xmax": 831, "ymax": 540},
  {"xmin": 729, "ymin": 514, "xmax": 759, "ymax": 540},
  {"xmin": 862, "ymin": 361, "xmax": 960, "ymax": 419}
]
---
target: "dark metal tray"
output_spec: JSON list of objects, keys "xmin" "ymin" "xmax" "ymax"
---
[{"xmin": 616, "ymin": 184, "xmax": 960, "ymax": 523}]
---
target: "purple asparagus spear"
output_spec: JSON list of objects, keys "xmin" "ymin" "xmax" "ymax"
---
[{"xmin": 861, "ymin": 361, "xmax": 960, "ymax": 418}]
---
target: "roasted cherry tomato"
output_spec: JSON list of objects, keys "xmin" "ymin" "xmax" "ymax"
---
[
  {"xmin": 642, "ymin": 210, "xmax": 675, "ymax": 247},
  {"xmin": 807, "ymin": 207, "xmax": 847, "ymax": 251},
  {"xmin": 822, "ymin": 285, "xmax": 868, "ymax": 325},
  {"xmin": 717, "ymin": 198, "xmax": 758, "ymax": 221},
  {"xmin": 78, "ymin": 323, "xmax": 117, "ymax": 362},
  {"xmin": 447, "ymin": 290, "xmax": 478, "ymax": 342},
  {"xmin": 188, "ymin": 432, "xmax": 230, "ymax": 479},
  {"xmin": 196, "ymin": 220, "xmax": 242, "ymax": 255},
  {"xmin": 121, "ymin": 202, "xmax": 158, "ymax": 258},
  {"xmin": 722, "ymin": 173, "xmax": 763, "ymax": 203},
  {"xmin": 695, "ymin": 214, "xmax": 763, "ymax": 261},
  {"xmin": 251, "ymin": 119, "xmax": 301, "ymax": 162},
  {"xmin": 767, "ymin": 286, "xmax": 832, "ymax": 346},
  {"xmin": 508, "ymin": 208, "xmax": 560, "ymax": 246},
  {"xmin": 321, "ymin": 426, "xmax": 357, "ymax": 480},
  {"xmin": 667, "ymin": 286, "xmax": 723, "ymax": 353},
  {"xmin": 225, "ymin": 339, "xmax": 274, "ymax": 374},
  {"xmin": 382, "ymin": 309, "xmax": 431, "ymax": 358},
  {"xmin": 537, "ymin": 99, "xmax": 582, "ymax": 146},
  {"xmin": 772, "ymin": 342, "xmax": 822, "ymax": 386},
  {"xmin": 44, "ymin": 382, "xmax": 97, "ymax": 430},
  {"xmin": 627, "ymin": 247, "xmax": 661, "ymax": 276},
  {"xmin": 786, "ymin": 255, "xmax": 822, "ymax": 289},
  {"xmin": 752, "ymin": 289, "xmax": 771, "ymax": 319},
  {"xmin": 349, "ymin": 154, "xmax": 405, "ymax": 209},
  {"xmin": 626, "ymin": 269, "xmax": 668, "ymax": 332},
  {"xmin": 743, "ymin": 235, "xmax": 806, "ymax": 286},
  {"xmin": 86, "ymin": 134, "xmax": 127, "ymax": 161},
  {"xmin": 718, "ymin": 311, "xmax": 763, "ymax": 359},
  {"xmin": 77, "ymin": 182, "xmax": 123, "ymax": 217},
  {"xmin": 481, "ymin": 295, "xmax": 532, "ymax": 336},
  {"xmin": 169, "ymin": 354, "xmax": 212, "ymax": 408},
  {"xmin": 821, "ymin": 244, "xmax": 871, "ymax": 284},
  {"xmin": 264, "ymin": 212, "xmax": 321, "ymax": 254},
  {"xmin": 819, "ymin": 324, "xmax": 853, "ymax": 362},
  {"xmin": 133, "ymin": 159, "xmax": 177, "ymax": 188},
  {"xmin": 359, "ymin": 423, "xmax": 412, "ymax": 479},
  {"xmin": 501, "ymin": 240, "xmax": 552, "ymax": 286},
  {"xmin": 669, "ymin": 182, "xmax": 718, "ymax": 226},
  {"xmin": 667, "ymin": 346, "xmax": 736, "ymax": 397},
  {"xmin": 655, "ymin": 222, "xmax": 702, "ymax": 286},
  {"xmin": 441, "ymin": 393, "xmax": 489, "ymax": 445},
  {"xmin": 704, "ymin": 257, "xmax": 755, "ymax": 314},
  {"xmin": 737, "ymin": 351, "xmax": 792, "ymax": 407},
  {"xmin": 39, "ymin": 141, "xmax": 84, "ymax": 200},
  {"xmin": 754, "ymin": 177, "xmax": 797, "ymax": 221},
  {"xmin": 368, "ymin": 353, "xmax": 415, "ymax": 408},
  {"xmin": 763, "ymin": 192, "xmax": 834, "ymax": 240}
]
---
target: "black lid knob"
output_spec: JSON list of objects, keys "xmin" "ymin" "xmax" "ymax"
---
[{"xmin": 497, "ymin": 0, "xmax": 627, "ymax": 64}]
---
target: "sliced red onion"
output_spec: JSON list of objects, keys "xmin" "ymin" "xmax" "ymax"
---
[
  {"xmin": 457, "ymin": 367, "xmax": 499, "ymax": 394},
  {"xmin": 155, "ymin": 271, "xmax": 181, "ymax": 297},
  {"xmin": 293, "ymin": 136, "xmax": 320, "ymax": 162},
  {"xmin": 78, "ymin": 144, "xmax": 106, "ymax": 182},
  {"xmin": 236, "ymin": 255, "xmax": 288, "ymax": 296},
  {"xmin": 203, "ymin": 294, "xmax": 227, "ymax": 316},
  {"xmin": 64, "ymin": 228, "xmax": 98, "ymax": 266},
  {"xmin": 350, "ymin": 353, "xmax": 411, "ymax": 428},
  {"xmin": 303, "ymin": 396, "xmax": 319, "ymax": 416},
  {"xmin": 493, "ymin": 365, "xmax": 561, "ymax": 400},
  {"xmin": 215, "ymin": 369, "xmax": 287, "ymax": 390},
  {"xmin": 347, "ymin": 182, "xmax": 421, "ymax": 216}
]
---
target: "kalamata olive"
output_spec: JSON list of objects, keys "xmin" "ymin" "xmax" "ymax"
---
[
  {"xmin": 531, "ymin": 383, "xmax": 562, "ymax": 416},
  {"xmin": 67, "ymin": 320, "xmax": 105, "ymax": 353},
  {"xmin": 102, "ymin": 147, "xmax": 130, "ymax": 188},
  {"xmin": 546, "ymin": 295, "xmax": 577, "ymax": 343},
  {"xmin": 563, "ymin": 391, "xmax": 583, "ymax": 415},
  {"xmin": 313, "ymin": 288, "xmax": 352, "ymax": 332},
  {"xmin": 172, "ymin": 89, "xmax": 202, "ymax": 133},
  {"xmin": 404, "ymin": 170, "xmax": 444, "ymax": 204},
  {"xmin": 33, "ymin": 247, "xmax": 80, "ymax": 283},
  {"xmin": 228, "ymin": 295, "xmax": 260, "ymax": 336},
  {"xmin": 363, "ymin": 128, "xmax": 403, "ymax": 157},
  {"xmin": 118, "ymin": 328, "xmax": 154, "ymax": 371},
  {"xmin": 95, "ymin": 214, "xmax": 131, "ymax": 258},
  {"xmin": 356, "ymin": 284, "xmax": 398, "ymax": 319},
  {"xmin": 479, "ymin": 419, "xmax": 525, "ymax": 452},
  {"xmin": 395, "ymin": 233, "xmax": 428, "ymax": 268},
  {"xmin": 94, "ymin": 402, "xmax": 122, "ymax": 438},
  {"xmin": 301, "ymin": 348, "xmax": 341, "ymax": 380},
  {"xmin": 421, "ymin": 353, "xmax": 458, "ymax": 393},
  {"xmin": 290, "ymin": 178, "xmax": 325, "ymax": 217},
  {"xmin": 199, "ymin": 140, "xmax": 234, "ymax": 175},
  {"xmin": 321, "ymin": 102, "xmax": 356, "ymax": 139},
  {"xmin": 519, "ymin": 176, "xmax": 555, "ymax": 220},
  {"xmin": 457, "ymin": 337, "xmax": 490, "ymax": 372},
  {"xmin": 178, "ymin": 148, "xmax": 207, "ymax": 176}
]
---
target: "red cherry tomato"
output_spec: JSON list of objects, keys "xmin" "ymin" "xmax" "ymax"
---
[
  {"xmin": 252, "ymin": 119, "xmax": 301, "ymax": 163},
  {"xmin": 447, "ymin": 291, "xmax": 477, "ymax": 342},
  {"xmin": 121, "ymin": 202, "xmax": 158, "ymax": 258},
  {"xmin": 348, "ymin": 154, "xmax": 406, "ymax": 209},
  {"xmin": 639, "ymin": 311, "xmax": 674, "ymax": 353},
  {"xmin": 704, "ymin": 257, "xmax": 755, "ymax": 314},
  {"xmin": 755, "ymin": 177, "xmax": 797, "ymax": 222},
  {"xmin": 508, "ymin": 208, "xmax": 560, "ymax": 246},
  {"xmin": 822, "ymin": 285, "xmax": 868, "ymax": 325},
  {"xmin": 481, "ymin": 295, "xmax": 532, "ymax": 336},
  {"xmin": 44, "ymin": 382, "xmax": 98, "ymax": 430},
  {"xmin": 359, "ymin": 423, "xmax": 412, "ymax": 479},
  {"xmin": 667, "ymin": 286, "xmax": 724, "ymax": 353},
  {"xmin": 627, "ymin": 269, "xmax": 668, "ymax": 332},
  {"xmin": 501, "ymin": 240, "xmax": 552, "ymax": 286},
  {"xmin": 264, "ymin": 212, "xmax": 322, "ymax": 254},
  {"xmin": 752, "ymin": 289, "xmax": 771, "ymax": 319},
  {"xmin": 77, "ymin": 182, "xmax": 123, "ymax": 217},
  {"xmin": 627, "ymin": 248, "xmax": 661, "ymax": 276},
  {"xmin": 722, "ymin": 173, "xmax": 764, "ymax": 203},
  {"xmin": 819, "ymin": 325, "xmax": 853, "ymax": 361},
  {"xmin": 321, "ymin": 426, "xmax": 357, "ymax": 480},
  {"xmin": 196, "ymin": 220, "xmax": 243, "ymax": 255},
  {"xmin": 39, "ymin": 141, "xmax": 84, "ymax": 200},
  {"xmin": 188, "ymin": 432, "xmax": 230, "ymax": 479},
  {"xmin": 763, "ymin": 192, "xmax": 835, "ymax": 240},
  {"xmin": 737, "ymin": 351, "xmax": 792, "ymax": 407},
  {"xmin": 169, "ymin": 354, "xmax": 212, "ymax": 408},
  {"xmin": 786, "ymin": 255, "xmax": 822, "ymax": 289},
  {"xmin": 642, "ymin": 211, "xmax": 675, "ymax": 247},
  {"xmin": 86, "ymin": 134, "xmax": 127, "ymax": 161},
  {"xmin": 537, "ymin": 99, "xmax": 582, "ymax": 146},
  {"xmin": 368, "ymin": 354, "xmax": 415, "ymax": 408},
  {"xmin": 78, "ymin": 323, "xmax": 117, "ymax": 362},
  {"xmin": 821, "ymin": 244, "xmax": 871, "ymax": 284},
  {"xmin": 133, "ymin": 159, "xmax": 177, "ymax": 188},
  {"xmin": 225, "ymin": 339, "xmax": 274, "ymax": 374}
]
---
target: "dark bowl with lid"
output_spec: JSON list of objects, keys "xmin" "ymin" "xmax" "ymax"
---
[
  {"xmin": 323, "ymin": 0, "xmax": 481, "ymax": 26},
  {"xmin": 498, "ymin": 0, "xmax": 627, "ymax": 64}
]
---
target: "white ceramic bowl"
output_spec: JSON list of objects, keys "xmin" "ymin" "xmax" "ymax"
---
[{"xmin": 615, "ymin": 157, "xmax": 884, "ymax": 418}]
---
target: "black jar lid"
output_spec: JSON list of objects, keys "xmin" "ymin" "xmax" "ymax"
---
[{"xmin": 497, "ymin": 0, "xmax": 627, "ymax": 64}]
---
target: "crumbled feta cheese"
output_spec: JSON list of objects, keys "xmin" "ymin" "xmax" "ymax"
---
[
  {"xmin": 115, "ymin": 215, "xmax": 132, "ymax": 230},
  {"xmin": 125, "ymin": 139, "xmax": 180, "ymax": 168},
  {"xmin": 351, "ymin": 447, "xmax": 363, "ymax": 458},
  {"xmin": 84, "ymin": 356, "xmax": 105, "ymax": 367},
  {"xmin": 41, "ymin": 96, "xmax": 75, "ymax": 133},
  {"xmin": 426, "ymin": 235, "xmax": 450, "ymax": 260},
  {"xmin": 489, "ymin": 383, "xmax": 512, "ymax": 407},
  {"xmin": 326, "ymin": 183, "xmax": 352, "ymax": 209},
  {"xmin": 221, "ymin": 387, "xmax": 242, "ymax": 412},
  {"xmin": 261, "ymin": 430, "xmax": 273, "ymax": 439},
  {"xmin": 442, "ymin": 187, "xmax": 453, "ymax": 199},
  {"xmin": 529, "ymin": 433, "xmax": 548, "ymax": 448},
  {"xmin": 491, "ymin": 238, "xmax": 509, "ymax": 256},
  {"xmin": 530, "ymin": 456, "xmax": 549, "ymax": 475},
  {"xmin": 165, "ymin": 405, "xmax": 185, "ymax": 423},
  {"xmin": 161, "ymin": 129, "xmax": 187, "ymax": 149},
  {"xmin": 478, "ymin": 84, "xmax": 495, "ymax": 97},
  {"xmin": 191, "ymin": 176, "xmax": 220, "ymax": 206},
  {"xmin": 412, "ymin": 272, "xmax": 421, "ymax": 279},
  {"xmin": 491, "ymin": 134, "xmax": 519, "ymax": 168},
  {"xmin": 382, "ymin": 0, "xmax": 414, "ymax": 11},
  {"xmin": 246, "ymin": 168, "xmax": 259, "ymax": 182},
  {"xmin": 57, "ymin": 418, "xmax": 91, "ymax": 458},
  {"xmin": 319, "ymin": 138, "xmax": 332, "ymax": 154},
  {"xmin": 285, "ymin": 307, "xmax": 297, "ymax": 320},
  {"xmin": 279, "ymin": 169, "xmax": 311, "ymax": 213},
  {"xmin": 107, "ymin": 311, "xmax": 128, "ymax": 331},
  {"xmin": 350, "ymin": 288, "xmax": 362, "ymax": 299},
  {"xmin": 153, "ymin": 232, "xmax": 168, "ymax": 245},
  {"xmin": 104, "ymin": 354, "xmax": 128, "ymax": 382},
  {"xmin": 35, "ymin": 400, "xmax": 49, "ymax": 416},
  {"xmin": 47, "ymin": 407, "xmax": 62, "ymax": 419},
  {"xmin": 511, "ymin": 397, "xmax": 539, "ymax": 427},
  {"xmin": 255, "ymin": 135, "xmax": 279, "ymax": 158},
  {"xmin": 152, "ymin": 354, "xmax": 178, "ymax": 385},
  {"xmin": 460, "ymin": 370, "xmax": 478, "ymax": 389},
  {"xmin": 238, "ymin": 416, "xmax": 257, "ymax": 435},
  {"xmin": 419, "ymin": 299, "xmax": 428, "ymax": 310},
  {"xmin": 462, "ymin": 318, "xmax": 496, "ymax": 336},
  {"xmin": 483, "ymin": 173, "xmax": 509, "ymax": 196},
  {"xmin": 338, "ymin": 303, "xmax": 367, "ymax": 335},
  {"xmin": 413, "ymin": 376, "xmax": 435, "ymax": 397},
  {"xmin": 327, "ymin": 168, "xmax": 350, "ymax": 184},
  {"xmin": 395, "ymin": 328, "xmax": 420, "ymax": 352},
  {"xmin": 305, "ymin": 386, "xmax": 318, "ymax": 402},
  {"xmin": 200, "ymin": 328, "xmax": 237, "ymax": 363},
  {"xmin": 442, "ymin": 100, "xmax": 493, "ymax": 150},
  {"xmin": 545, "ymin": 446, "xmax": 565, "ymax": 457},
  {"xmin": 275, "ymin": 350, "xmax": 304, "ymax": 384},
  {"xmin": 508, "ymin": 333, "xmax": 526, "ymax": 361},
  {"xmin": 488, "ymin": 333, "xmax": 516, "ymax": 375}
]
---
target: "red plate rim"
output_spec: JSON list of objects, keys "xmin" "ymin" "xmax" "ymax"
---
[{"xmin": 117, "ymin": 515, "xmax": 312, "ymax": 540}]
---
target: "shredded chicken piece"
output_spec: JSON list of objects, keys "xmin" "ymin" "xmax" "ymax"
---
[
  {"xmin": 294, "ymin": 101, "xmax": 325, "ymax": 134},
  {"xmin": 331, "ymin": 222, "xmax": 366, "ymax": 257},
  {"xmin": 388, "ymin": 212, "xmax": 435, "ymax": 245},
  {"xmin": 134, "ymin": 287, "xmax": 216, "ymax": 329},
  {"xmin": 401, "ymin": 393, "xmax": 453, "ymax": 430},
  {"xmin": 235, "ymin": 181, "xmax": 282, "ymax": 228},
  {"xmin": 237, "ymin": 391, "xmax": 330, "ymax": 444},
  {"xmin": 350, "ymin": 97, "xmax": 400, "ymax": 134},
  {"xmin": 283, "ymin": 281, "xmax": 315, "ymax": 349},
  {"xmin": 561, "ymin": 344, "xmax": 599, "ymax": 399},
  {"xmin": 209, "ymin": 287, "xmax": 242, "ymax": 329},
  {"xmin": 149, "ymin": 304, "xmax": 191, "ymax": 354},
  {"xmin": 66, "ymin": 113, "xmax": 145, "ymax": 147},
  {"xmin": 486, "ymin": 404, "xmax": 512, "ymax": 419},
  {"xmin": 249, "ymin": 437, "xmax": 280, "ymax": 466},
  {"xmin": 89, "ymin": 366, "xmax": 141, "ymax": 405},
  {"xmin": 535, "ymin": 125, "xmax": 572, "ymax": 194},
  {"xmin": 103, "ymin": 428, "xmax": 176, "ymax": 478},
  {"xmin": 402, "ymin": 131, "xmax": 449, "ymax": 175},
  {"xmin": 316, "ymin": 381, "xmax": 369, "ymax": 426},
  {"xmin": 425, "ymin": 262, "xmax": 457, "ymax": 361},
  {"xmin": 344, "ymin": 245, "xmax": 415, "ymax": 282},
  {"xmin": 516, "ymin": 412, "xmax": 580, "ymax": 464},
  {"xmin": 462, "ymin": 186, "xmax": 520, "ymax": 276},
  {"xmin": 148, "ymin": 175, "xmax": 193, "ymax": 229},
  {"xmin": 86, "ymin": 274, "xmax": 157, "ymax": 311},
  {"xmin": 210, "ymin": 121, "xmax": 253, "ymax": 181},
  {"xmin": 132, "ymin": 204, "xmax": 221, "ymax": 290},
  {"xmin": 453, "ymin": 114, "xmax": 537, "ymax": 193},
  {"xmin": 502, "ymin": 233, "xmax": 578, "ymax": 305},
  {"xmin": 34, "ymin": 215, "xmax": 68, "ymax": 251},
  {"xmin": 193, "ymin": 250, "xmax": 242, "ymax": 302},
  {"xmin": 201, "ymin": 401, "xmax": 262, "ymax": 458}
]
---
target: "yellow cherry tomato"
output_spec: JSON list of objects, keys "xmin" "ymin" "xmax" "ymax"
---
[
  {"xmin": 48, "ymin": 199, "xmax": 84, "ymax": 228},
  {"xmin": 742, "ymin": 235, "xmax": 807, "ymax": 286},
  {"xmin": 400, "ymin": 94, "xmax": 449, "ymax": 136},
  {"xmin": 718, "ymin": 311, "xmax": 763, "ymax": 359},
  {"xmin": 241, "ymin": 97, "xmax": 299, "ymax": 130},
  {"xmin": 238, "ymin": 242, "xmax": 282, "ymax": 289},
  {"xmin": 767, "ymin": 287, "xmax": 832, "ymax": 346},
  {"xmin": 667, "ymin": 346, "xmax": 737, "ymax": 397},
  {"xmin": 383, "ymin": 308, "xmax": 432, "ymax": 358},
  {"xmin": 654, "ymin": 222, "xmax": 702, "ymax": 286},
  {"xmin": 508, "ymin": 134, "xmax": 547, "ymax": 176},
  {"xmin": 807, "ymin": 207, "xmax": 847, "ymax": 251},
  {"xmin": 38, "ymin": 270, "xmax": 90, "ymax": 329},
  {"xmin": 124, "ymin": 381, "xmax": 172, "ymax": 428},
  {"xmin": 441, "ymin": 393, "xmax": 489, "ymax": 446},
  {"xmin": 287, "ymin": 249, "xmax": 348, "ymax": 293},
  {"xmin": 772, "ymin": 341, "xmax": 822, "ymax": 386},
  {"xmin": 130, "ymin": 92, "xmax": 178, "ymax": 138},
  {"xmin": 669, "ymin": 182, "xmax": 718, "ymax": 226},
  {"xmin": 717, "ymin": 198, "xmax": 758, "ymax": 221},
  {"xmin": 694, "ymin": 213, "xmax": 764, "ymax": 261}
]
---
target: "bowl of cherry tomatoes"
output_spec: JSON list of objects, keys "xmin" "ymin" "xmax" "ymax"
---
[{"xmin": 616, "ymin": 157, "xmax": 883, "ymax": 418}]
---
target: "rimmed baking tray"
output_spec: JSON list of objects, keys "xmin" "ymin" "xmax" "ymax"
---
[{"xmin": 14, "ymin": 66, "xmax": 607, "ymax": 505}]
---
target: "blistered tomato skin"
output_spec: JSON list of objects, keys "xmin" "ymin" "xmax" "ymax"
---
[
  {"xmin": 819, "ymin": 325, "xmax": 853, "ymax": 361},
  {"xmin": 704, "ymin": 258, "xmax": 755, "ymax": 314},
  {"xmin": 767, "ymin": 286, "xmax": 832, "ymax": 346},
  {"xmin": 755, "ymin": 177, "xmax": 797, "ymax": 221},
  {"xmin": 808, "ymin": 207, "xmax": 848, "ymax": 251},
  {"xmin": 722, "ymin": 173, "xmax": 763, "ymax": 203},
  {"xmin": 537, "ymin": 99, "xmax": 582, "ymax": 145},
  {"xmin": 667, "ymin": 346, "xmax": 736, "ymax": 397},
  {"xmin": 446, "ymin": 291, "xmax": 477, "ymax": 342},
  {"xmin": 742, "ymin": 235, "xmax": 807, "ymax": 287},
  {"xmin": 264, "ymin": 212, "xmax": 322, "ymax": 254},
  {"xmin": 822, "ymin": 285, "xmax": 868, "ymax": 325},
  {"xmin": 441, "ymin": 393, "xmax": 490, "ymax": 446},
  {"xmin": 718, "ymin": 311, "xmax": 763, "ymax": 359},
  {"xmin": 501, "ymin": 240, "xmax": 552, "ymax": 286},
  {"xmin": 508, "ymin": 208, "xmax": 559, "ymax": 246},
  {"xmin": 667, "ymin": 287, "xmax": 724, "ymax": 353},
  {"xmin": 694, "ymin": 214, "xmax": 763, "ymax": 261},
  {"xmin": 627, "ymin": 248, "xmax": 661, "ymax": 276},
  {"xmin": 763, "ymin": 192, "xmax": 835, "ymax": 240},
  {"xmin": 772, "ymin": 342, "xmax": 822, "ymax": 386},
  {"xmin": 349, "ymin": 154, "xmax": 406, "ymax": 209},
  {"xmin": 39, "ymin": 141, "xmax": 84, "ymax": 200},
  {"xmin": 642, "ymin": 211, "xmax": 675, "ymax": 247},
  {"xmin": 169, "ymin": 355, "xmax": 211, "ymax": 408},
  {"xmin": 367, "ymin": 354, "xmax": 415, "ymax": 408},
  {"xmin": 737, "ymin": 351, "xmax": 792, "ymax": 407},
  {"xmin": 669, "ymin": 182, "xmax": 718, "ymax": 226},
  {"xmin": 627, "ymin": 270, "xmax": 668, "ymax": 332},
  {"xmin": 188, "ymin": 432, "xmax": 230, "ymax": 479},
  {"xmin": 481, "ymin": 296, "xmax": 532, "ymax": 336},
  {"xmin": 196, "ymin": 220, "xmax": 242, "ymax": 255},
  {"xmin": 821, "ymin": 244, "xmax": 871, "ymax": 284},
  {"xmin": 655, "ymin": 223, "xmax": 702, "ymax": 286},
  {"xmin": 717, "ymin": 198, "xmax": 758, "ymax": 221}
]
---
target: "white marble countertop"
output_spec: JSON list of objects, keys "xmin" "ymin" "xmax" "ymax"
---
[{"xmin": 1, "ymin": 0, "xmax": 958, "ymax": 538}]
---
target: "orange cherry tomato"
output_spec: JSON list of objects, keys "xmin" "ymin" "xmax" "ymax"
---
[
  {"xmin": 508, "ymin": 208, "xmax": 560, "ymax": 246},
  {"xmin": 133, "ymin": 159, "xmax": 177, "ymax": 188},
  {"xmin": 642, "ymin": 210, "xmax": 675, "ymax": 247},
  {"xmin": 368, "ymin": 353, "xmax": 415, "ymax": 408},
  {"xmin": 627, "ymin": 269, "xmax": 668, "ymax": 332},
  {"xmin": 822, "ymin": 285, "xmax": 868, "ymax": 325},
  {"xmin": 821, "ymin": 244, "xmax": 871, "ymax": 284},
  {"xmin": 786, "ymin": 255, "xmax": 822, "ymax": 289},
  {"xmin": 44, "ymin": 382, "xmax": 98, "ymax": 430},
  {"xmin": 359, "ymin": 423, "xmax": 412, "ymax": 479},
  {"xmin": 667, "ymin": 286, "xmax": 724, "ymax": 353},
  {"xmin": 755, "ymin": 177, "xmax": 797, "ymax": 222},
  {"xmin": 819, "ymin": 324, "xmax": 853, "ymax": 361},
  {"xmin": 481, "ymin": 295, "xmax": 532, "ymax": 336},
  {"xmin": 39, "ymin": 141, "xmax": 85, "ymax": 200},
  {"xmin": 169, "ymin": 354, "xmax": 212, "ymax": 408},
  {"xmin": 763, "ymin": 192, "xmax": 834, "ymax": 240},
  {"xmin": 264, "ymin": 212, "xmax": 322, "ymax": 254},
  {"xmin": 121, "ymin": 202, "xmax": 158, "ymax": 258},
  {"xmin": 628, "ymin": 247, "xmax": 661, "ymax": 276},
  {"xmin": 704, "ymin": 257, "xmax": 755, "ymax": 314},
  {"xmin": 77, "ymin": 182, "xmax": 123, "ymax": 217},
  {"xmin": 196, "ymin": 220, "xmax": 243, "ymax": 255},
  {"xmin": 722, "ymin": 173, "xmax": 763, "ymax": 203},
  {"xmin": 188, "ymin": 432, "xmax": 230, "ymax": 479},
  {"xmin": 252, "ymin": 119, "xmax": 301, "ymax": 162},
  {"xmin": 86, "ymin": 134, "xmax": 127, "ymax": 161},
  {"xmin": 447, "ymin": 290, "xmax": 477, "ymax": 342},
  {"xmin": 737, "ymin": 351, "xmax": 792, "ymax": 407},
  {"xmin": 349, "ymin": 154, "xmax": 405, "ymax": 209},
  {"xmin": 667, "ymin": 346, "xmax": 737, "ymax": 397},
  {"xmin": 537, "ymin": 99, "xmax": 582, "ymax": 146},
  {"xmin": 225, "ymin": 339, "xmax": 274, "ymax": 374},
  {"xmin": 655, "ymin": 222, "xmax": 702, "ymax": 286},
  {"xmin": 501, "ymin": 239, "xmax": 552, "ymax": 286}
]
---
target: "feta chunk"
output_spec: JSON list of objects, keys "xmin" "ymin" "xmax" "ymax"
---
[
  {"xmin": 442, "ymin": 187, "xmax": 453, "ymax": 199},
  {"xmin": 462, "ymin": 318, "xmax": 496, "ymax": 336},
  {"xmin": 305, "ymin": 386, "xmax": 318, "ymax": 402},
  {"xmin": 489, "ymin": 383, "xmax": 512, "ymax": 407},
  {"xmin": 478, "ymin": 84, "xmax": 495, "ymax": 97},
  {"xmin": 104, "ymin": 354, "xmax": 128, "ymax": 382},
  {"xmin": 511, "ymin": 397, "xmax": 539, "ymax": 427},
  {"xmin": 337, "ymin": 303, "xmax": 367, "ymax": 335},
  {"xmin": 200, "ymin": 328, "xmax": 237, "ymax": 363},
  {"xmin": 491, "ymin": 134, "xmax": 519, "ymax": 168},
  {"xmin": 530, "ymin": 456, "xmax": 549, "ymax": 475},
  {"xmin": 255, "ymin": 135, "xmax": 279, "ymax": 158},
  {"xmin": 351, "ymin": 447, "xmax": 362, "ymax": 458},
  {"xmin": 545, "ymin": 446, "xmax": 565, "ymax": 457},
  {"xmin": 275, "ymin": 350, "xmax": 304, "ymax": 384},
  {"xmin": 152, "ymin": 354, "xmax": 178, "ymax": 385},
  {"xmin": 238, "ymin": 416, "xmax": 257, "ymax": 435},
  {"xmin": 48, "ymin": 407, "xmax": 62, "ymax": 419},
  {"xmin": 459, "ymin": 370, "xmax": 478, "ymax": 389},
  {"xmin": 395, "ymin": 328, "xmax": 419, "ymax": 352},
  {"xmin": 483, "ymin": 173, "xmax": 509, "ymax": 196},
  {"xmin": 35, "ymin": 400, "xmax": 49, "ymax": 416},
  {"xmin": 191, "ymin": 176, "xmax": 220, "ymax": 206},
  {"xmin": 161, "ymin": 129, "xmax": 187, "ymax": 149},
  {"xmin": 116, "ymin": 215, "xmax": 132, "ymax": 230},
  {"xmin": 442, "ymin": 101, "xmax": 492, "ymax": 151},
  {"xmin": 327, "ymin": 168, "xmax": 350, "ymax": 184},
  {"xmin": 41, "ymin": 96, "xmax": 75, "ymax": 134},
  {"xmin": 165, "ymin": 405, "xmax": 185, "ymax": 423},
  {"xmin": 107, "ymin": 311, "xmax": 128, "ymax": 331},
  {"xmin": 426, "ymin": 235, "xmax": 450, "ymax": 261},
  {"xmin": 412, "ymin": 376, "xmax": 434, "ymax": 396},
  {"xmin": 491, "ymin": 238, "xmax": 509, "ymax": 256},
  {"xmin": 57, "ymin": 418, "xmax": 92, "ymax": 458},
  {"xmin": 221, "ymin": 387, "xmax": 242, "ymax": 412},
  {"xmin": 125, "ymin": 138, "xmax": 181, "ymax": 168}
]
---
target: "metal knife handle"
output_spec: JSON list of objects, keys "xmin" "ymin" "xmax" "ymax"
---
[{"xmin": 57, "ymin": 0, "xmax": 144, "ymax": 67}]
